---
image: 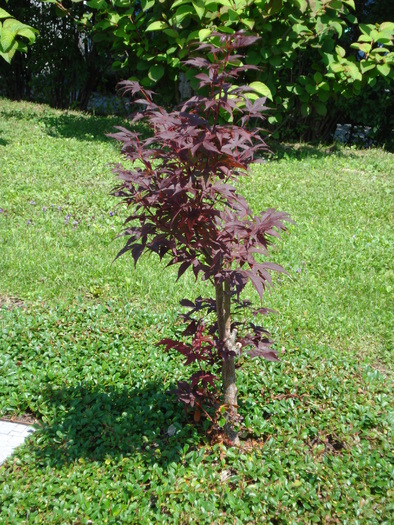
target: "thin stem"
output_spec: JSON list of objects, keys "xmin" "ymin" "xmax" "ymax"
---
[{"xmin": 215, "ymin": 280, "xmax": 239, "ymax": 445}]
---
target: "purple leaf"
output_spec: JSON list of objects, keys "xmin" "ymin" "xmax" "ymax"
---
[
  {"xmin": 249, "ymin": 347, "xmax": 279, "ymax": 361},
  {"xmin": 180, "ymin": 299, "xmax": 195, "ymax": 308}
]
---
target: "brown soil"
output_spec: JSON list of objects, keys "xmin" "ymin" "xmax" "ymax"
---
[
  {"xmin": 0, "ymin": 295, "xmax": 25, "ymax": 309},
  {"xmin": 0, "ymin": 413, "xmax": 39, "ymax": 426}
]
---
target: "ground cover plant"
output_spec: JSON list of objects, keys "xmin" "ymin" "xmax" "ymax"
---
[{"xmin": 0, "ymin": 97, "xmax": 393, "ymax": 523}]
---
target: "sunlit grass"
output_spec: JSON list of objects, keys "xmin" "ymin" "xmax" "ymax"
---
[
  {"xmin": 1, "ymin": 98, "xmax": 392, "ymax": 366},
  {"xmin": 0, "ymin": 98, "xmax": 393, "ymax": 524}
]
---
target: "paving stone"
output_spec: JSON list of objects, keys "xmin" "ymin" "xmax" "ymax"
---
[{"xmin": 0, "ymin": 420, "xmax": 36, "ymax": 465}]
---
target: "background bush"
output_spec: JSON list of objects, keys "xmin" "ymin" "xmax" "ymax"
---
[{"xmin": 0, "ymin": 0, "xmax": 392, "ymax": 145}]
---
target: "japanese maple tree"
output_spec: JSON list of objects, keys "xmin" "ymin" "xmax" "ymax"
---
[{"xmin": 110, "ymin": 32, "xmax": 291, "ymax": 444}]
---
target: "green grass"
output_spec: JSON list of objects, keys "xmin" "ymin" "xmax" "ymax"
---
[{"xmin": 0, "ymin": 98, "xmax": 393, "ymax": 524}]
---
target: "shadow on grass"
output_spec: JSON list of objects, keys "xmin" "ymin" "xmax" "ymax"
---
[
  {"xmin": 0, "ymin": 107, "xmax": 150, "ymax": 143},
  {"xmin": 32, "ymin": 381, "xmax": 196, "ymax": 468},
  {"xmin": 269, "ymin": 141, "xmax": 345, "ymax": 160},
  {"xmin": 2, "ymin": 105, "xmax": 355, "ymax": 158}
]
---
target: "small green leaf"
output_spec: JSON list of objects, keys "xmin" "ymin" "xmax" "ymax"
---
[
  {"xmin": 359, "ymin": 23, "xmax": 373, "ymax": 37},
  {"xmin": 186, "ymin": 30, "xmax": 200, "ymax": 43},
  {"xmin": 215, "ymin": 25, "xmax": 235, "ymax": 34},
  {"xmin": 346, "ymin": 13, "xmax": 357, "ymax": 24},
  {"xmin": 313, "ymin": 101, "xmax": 327, "ymax": 116},
  {"xmin": 141, "ymin": 0, "xmax": 155, "ymax": 11},
  {"xmin": 266, "ymin": 0, "xmax": 283, "ymax": 16},
  {"xmin": 350, "ymin": 42, "xmax": 372, "ymax": 54},
  {"xmin": 301, "ymin": 103, "xmax": 311, "ymax": 117},
  {"xmin": 313, "ymin": 72, "xmax": 323, "ymax": 84},
  {"xmin": 330, "ymin": 21, "xmax": 343, "ymax": 38},
  {"xmin": 342, "ymin": 0, "xmax": 355, "ymax": 8},
  {"xmin": 345, "ymin": 61, "xmax": 362, "ymax": 81},
  {"xmin": 219, "ymin": 417, "xmax": 226, "ymax": 428},
  {"xmin": 330, "ymin": 0, "xmax": 344, "ymax": 9},
  {"xmin": 360, "ymin": 60, "xmax": 376, "ymax": 73},
  {"xmin": 140, "ymin": 76, "xmax": 155, "ymax": 87},
  {"xmin": 146, "ymin": 20, "xmax": 168, "ymax": 31},
  {"xmin": 330, "ymin": 62, "xmax": 344, "ymax": 73},
  {"xmin": 137, "ymin": 60, "xmax": 149, "ymax": 71},
  {"xmin": 370, "ymin": 47, "xmax": 391, "ymax": 54},
  {"xmin": 318, "ymin": 81, "xmax": 330, "ymax": 91},
  {"xmin": 198, "ymin": 29, "xmax": 211, "ymax": 41},
  {"xmin": 192, "ymin": 0, "xmax": 205, "ymax": 19},
  {"xmin": 246, "ymin": 50, "xmax": 261, "ymax": 66},
  {"xmin": 241, "ymin": 18, "xmax": 255, "ymax": 30},
  {"xmin": 317, "ymin": 89, "xmax": 329, "ymax": 102},
  {"xmin": 148, "ymin": 64, "xmax": 165, "ymax": 82},
  {"xmin": 376, "ymin": 63, "xmax": 391, "ymax": 76},
  {"xmin": 269, "ymin": 55, "xmax": 281, "ymax": 67},
  {"xmin": 163, "ymin": 28, "xmax": 179, "ymax": 38},
  {"xmin": 0, "ymin": 49, "xmax": 11, "ymax": 63},
  {"xmin": 173, "ymin": 5, "xmax": 195, "ymax": 23},
  {"xmin": 375, "ymin": 36, "xmax": 391, "ymax": 45},
  {"xmin": 358, "ymin": 34, "xmax": 373, "ymax": 43},
  {"xmin": 171, "ymin": 0, "xmax": 187, "ymax": 8},
  {"xmin": 249, "ymin": 81, "xmax": 273, "ymax": 100},
  {"xmin": 86, "ymin": 0, "xmax": 108, "ymax": 8},
  {"xmin": 0, "ymin": 27, "xmax": 16, "ymax": 53},
  {"xmin": 368, "ymin": 76, "xmax": 377, "ymax": 87},
  {"xmin": 305, "ymin": 82, "xmax": 317, "ymax": 94},
  {"xmin": 380, "ymin": 21, "xmax": 394, "ymax": 32},
  {"xmin": 294, "ymin": 0, "xmax": 308, "ymax": 13}
]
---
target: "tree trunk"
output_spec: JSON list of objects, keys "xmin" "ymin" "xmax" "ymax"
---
[{"xmin": 215, "ymin": 280, "xmax": 240, "ymax": 445}]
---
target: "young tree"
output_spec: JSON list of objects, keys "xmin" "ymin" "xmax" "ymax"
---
[{"xmin": 110, "ymin": 32, "xmax": 291, "ymax": 444}]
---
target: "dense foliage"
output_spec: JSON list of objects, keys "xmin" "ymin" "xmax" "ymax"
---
[
  {"xmin": 44, "ymin": 0, "xmax": 394, "ymax": 141},
  {"xmin": 1, "ymin": 0, "xmax": 392, "ymax": 142},
  {"xmin": 0, "ymin": 0, "xmax": 110, "ymax": 108},
  {"xmin": 110, "ymin": 33, "xmax": 291, "ymax": 441}
]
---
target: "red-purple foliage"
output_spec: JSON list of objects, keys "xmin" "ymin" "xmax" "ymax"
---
[{"xmin": 110, "ymin": 32, "xmax": 292, "ymax": 428}]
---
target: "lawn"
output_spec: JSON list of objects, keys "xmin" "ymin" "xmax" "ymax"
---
[{"xmin": 0, "ymin": 98, "xmax": 393, "ymax": 524}]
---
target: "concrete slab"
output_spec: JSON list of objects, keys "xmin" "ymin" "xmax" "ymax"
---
[{"xmin": 0, "ymin": 420, "xmax": 36, "ymax": 465}]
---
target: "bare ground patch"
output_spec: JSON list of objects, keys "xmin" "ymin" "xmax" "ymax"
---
[{"xmin": 0, "ymin": 295, "xmax": 25, "ymax": 309}]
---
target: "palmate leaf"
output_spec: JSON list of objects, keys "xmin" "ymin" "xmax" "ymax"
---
[
  {"xmin": 176, "ymin": 260, "xmax": 191, "ymax": 280},
  {"xmin": 180, "ymin": 298, "xmax": 196, "ymax": 308},
  {"xmin": 190, "ymin": 371, "xmax": 218, "ymax": 388},
  {"xmin": 248, "ymin": 345, "xmax": 279, "ymax": 361}
]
